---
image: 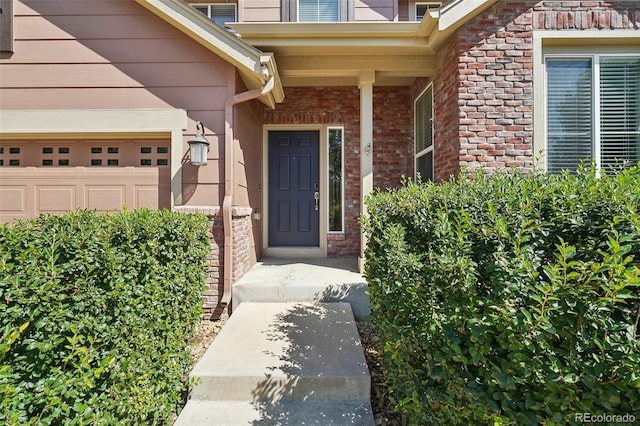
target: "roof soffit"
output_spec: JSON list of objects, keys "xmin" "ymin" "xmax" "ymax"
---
[{"xmin": 229, "ymin": 1, "xmax": 497, "ymax": 86}]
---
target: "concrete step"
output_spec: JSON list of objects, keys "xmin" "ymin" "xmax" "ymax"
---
[
  {"xmin": 232, "ymin": 258, "xmax": 371, "ymax": 320},
  {"xmin": 188, "ymin": 302, "xmax": 371, "ymax": 403},
  {"xmin": 176, "ymin": 400, "xmax": 374, "ymax": 425}
]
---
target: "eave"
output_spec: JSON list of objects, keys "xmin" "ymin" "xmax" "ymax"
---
[
  {"xmin": 229, "ymin": 0, "xmax": 498, "ymax": 87},
  {"xmin": 134, "ymin": 0, "xmax": 284, "ymax": 106}
]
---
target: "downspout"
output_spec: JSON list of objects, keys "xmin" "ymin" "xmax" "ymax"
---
[{"xmin": 221, "ymin": 73, "xmax": 275, "ymax": 308}]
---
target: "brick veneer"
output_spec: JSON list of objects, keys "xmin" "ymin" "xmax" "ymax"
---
[
  {"xmin": 440, "ymin": 1, "xmax": 640, "ymax": 176},
  {"xmin": 265, "ymin": 86, "xmax": 414, "ymax": 256},
  {"xmin": 172, "ymin": 205, "xmax": 253, "ymax": 319}
]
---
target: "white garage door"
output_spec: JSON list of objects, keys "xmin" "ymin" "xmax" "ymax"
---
[{"xmin": 0, "ymin": 139, "xmax": 171, "ymax": 222}]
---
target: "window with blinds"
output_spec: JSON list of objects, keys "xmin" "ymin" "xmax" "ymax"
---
[
  {"xmin": 298, "ymin": 0, "xmax": 339, "ymax": 22},
  {"xmin": 415, "ymin": 85, "xmax": 434, "ymax": 181},
  {"xmin": 546, "ymin": 55, "xmax": 640, "ymax": 174},
  {"xmin": 193, "ymin": 3, "xmax": 236, "ymax": 26}
]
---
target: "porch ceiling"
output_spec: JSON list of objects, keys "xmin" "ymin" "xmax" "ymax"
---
[{"xmin": 228, "ymin": 21, "xmax": 440, "ymax": 86}]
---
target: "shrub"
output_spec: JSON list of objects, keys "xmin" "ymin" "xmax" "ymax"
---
[
  {"xmin": 364, "ymin": 166, "xmax": 640, "ymax": 425},
  {"xmin": 0, "ymin": 209, "xmax": 209, "ymax": 425}
]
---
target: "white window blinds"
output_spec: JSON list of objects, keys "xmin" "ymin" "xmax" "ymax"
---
[
  {"xmin": 299, "ymin": 0, "xmax": 339, "ymax": 22},
  {"xmin": 546, "ymin": 59, "xmax": 593, "ymax": 174},
  {"xmin": 600, "ymin": 57, "xmax": 640, "ymax": 170},
  {"xmin": 546, "ymin": 55, "xmax": 640, "ymax": 174}
]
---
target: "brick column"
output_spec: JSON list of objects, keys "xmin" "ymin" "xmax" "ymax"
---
[{"xmin": 172, "ymin": 205, "xmax": 253, "ymax": 320}]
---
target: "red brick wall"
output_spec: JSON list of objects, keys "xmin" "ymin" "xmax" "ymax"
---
[
  {"xmin": 454, "ymin": 2, "xmax": 535, "ymax": 174},
  {"xmin": 532, "ymin": 1, "xmax": 640, "ymax": 30},
  {"xmin": 448, "ymin": 1, "xmax": 640, "ymax": 175},
  {"xmin": 373, "ymin": 86, "xmax": 413, "ymax": 189},
  {"xmin": 172, "ymin": 206, "xmax": 253, "ymax": 320}
]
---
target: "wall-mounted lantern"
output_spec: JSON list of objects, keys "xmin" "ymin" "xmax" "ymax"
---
[{"xmin": 188, "ymin": 121, "xmax": 210, "ymax": 166}]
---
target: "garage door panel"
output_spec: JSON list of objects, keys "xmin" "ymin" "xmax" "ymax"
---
[
  {"xmin": 86, "ymin": 186, "xmax": 126, "ymax": 212},
  {"xmin": 1, "ymin": 139, "xmax": 171, "ymax": 222},
  {"xmin": 0, "ymin": 187, "xmax": 27, "ymax": 220},
  {"xmin": 37, "ymin": 186, "xmax": 76, "ymax": 213}
]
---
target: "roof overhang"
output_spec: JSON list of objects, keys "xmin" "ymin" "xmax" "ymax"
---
[
  {"xmin": 134, "ymin": 0, "xmax": 284, "ymax": 107},
  {"xmin": 229, "ymin": 0, "xmax": 498, "ymax": 87}
]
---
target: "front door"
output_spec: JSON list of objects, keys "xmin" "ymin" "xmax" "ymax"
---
[{"xmin": 268, "ymin": 130, "xmax": 320, "ymax": 246}]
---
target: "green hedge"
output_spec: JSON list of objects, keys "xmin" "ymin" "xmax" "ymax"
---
[
  {"xmin": 364, "ymin": 166, "xmax": 640, "ymax": 425},
  {"xmin": 0, "ymin": 209, "xmax": 209, "ymax": 425}
]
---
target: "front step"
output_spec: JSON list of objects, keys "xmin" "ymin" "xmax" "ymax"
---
[
  {"xmin": 176, "ymin": 400, "xmax": 374, "ymax": 425},
  {"xmin": 188, "ymin": 302, "xmax": 371, "ymax": 402},
  {"xmin": 232, "ymin": 259, "xmax": 371, "ymax": 320}
]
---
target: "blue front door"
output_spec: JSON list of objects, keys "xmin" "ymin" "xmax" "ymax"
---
[{"xmin": 268, "ymin": 130, "xmax": 320, "ymax": 246}]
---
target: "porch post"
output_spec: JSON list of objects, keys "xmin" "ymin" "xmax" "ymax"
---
[{"xmin": 359, "ymin": 70, "xmax": 375, "ymax": 272}]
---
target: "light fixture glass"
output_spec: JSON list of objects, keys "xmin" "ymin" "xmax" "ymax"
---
[{"xmin": 188, "ymin": 121, "xmax": 210, "ymax": 166}]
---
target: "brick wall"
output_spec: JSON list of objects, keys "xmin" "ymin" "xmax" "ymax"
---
[
  {"xmin": 453, "ymin": 1, "xmax": 535, "ymax": 174},
  {"xmin": 532, "ymin": 1, "xmax": 640, "ymax": 30},
  {"xmin": 172, "ymin": 205, "xmax": 253, "ymax": 320},
  {"xmin": 446, "ymin": 1, "xmax": 640, "ymax": 176},
  {"xmin": 373, "ymin": 86, "xmax": 413, "ymax": 189}
]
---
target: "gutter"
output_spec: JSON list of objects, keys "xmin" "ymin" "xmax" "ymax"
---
[{"xmin": 221, "ymin": 70, "xmax": 275, "ymax": 308}]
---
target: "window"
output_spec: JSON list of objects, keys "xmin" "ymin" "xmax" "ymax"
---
[
  {"xmin": 193, "ymin": 3, "xmax": 237, "ymax": 26},
  {"xmin": 415, "ymin": 2, "xmax": 441, "ymax": 21},
  {"xmin": 299, "ymin": 0, "xmax": 339, "ymax": 22},
  {"xmin": 415, "ymin": 85, "xmax": 434, "ymax": 181},
  {"xmin": 546, "ymin": 55, "xmax": 640, "ymax": 174},
  {"xmin": 328, "ymin": 127, "xmax": 344, "ymax": 232}
]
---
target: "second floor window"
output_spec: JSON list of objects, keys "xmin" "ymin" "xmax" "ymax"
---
[
  {"xmin": 193, "ymin": 3, "xmax": 237, "ymax": 26},
  {"xmin": 415, "ymin": 2, "xmax": 441, "ymax": 21},
  {"xmin": 298, "ymin": 0, "xmax": 339, "ymax": 22}
]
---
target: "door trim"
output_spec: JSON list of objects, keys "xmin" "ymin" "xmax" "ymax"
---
[{"xmin": 263, "ymin": 125, "xmax": 328, "ymax": 257}]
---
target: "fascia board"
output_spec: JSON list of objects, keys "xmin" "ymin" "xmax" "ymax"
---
[
  {"xmin": 229, "ymin": 20, "xmax": 437, "ymax": 40},
  {"xmin": 135, "ymin": 0, "xmax": 264, "ymax": 77},
  {"xmin": 438, "ymin": 0, "xmax": 498, "ymax": 32}
]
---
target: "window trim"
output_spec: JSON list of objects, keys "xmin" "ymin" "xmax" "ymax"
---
[
  {"xmin": 532, "ymin": 31, "xmax": 640, "ymax": 171},
  {"xmin": 327, "ymin": 126, "xmax": 344, "ymax": 233},
  {"xmin": 414, "ymin": 84, "xmax": 434, "ymax": 181},
  {"xmin": 542, "ymin": 50, "xmax": 640, "ymax": 174}
]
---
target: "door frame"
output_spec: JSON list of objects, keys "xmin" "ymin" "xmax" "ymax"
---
[{"xmin": 263, "ymin": 125, "xmax": 329, "ymax": 257}]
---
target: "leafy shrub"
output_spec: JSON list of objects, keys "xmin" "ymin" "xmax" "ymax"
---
[
  {"xmin": 364, "ymin": 166, "xmax": 640, "ymax": 425},
  {"xmin": 0, "ymin": 209, "xmax": 209, "ymax": 425}
]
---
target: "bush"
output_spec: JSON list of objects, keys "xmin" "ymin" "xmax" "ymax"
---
[
  {"xmin": 0, "ymin": 209, "xmax": 209, "ymax": 425},
  {"xmin": 364, "ymin": 166, "xmax": 640, "ymax": 425}
]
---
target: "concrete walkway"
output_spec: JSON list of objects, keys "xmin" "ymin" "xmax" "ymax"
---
[{"xmin": 176, "ymin": 259, "xmax": 375, "ymax": 425}]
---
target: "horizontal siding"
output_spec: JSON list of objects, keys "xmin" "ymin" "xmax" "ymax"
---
[
  {"xmin": 2, "ymin": 0, "xmax": 235, "ymax": 208},
  {"xmin": 0, "ymin": 87, "xmax": 228, "ymax": 115},
  {"xmin": 6, "ymin": 39, "xmax": 227, "ymax": 64},
  {"xmin": 355, "ymin": 0, "xmax": 397, "ymax": 21},
  {"xmin": 240, "ymin": 0, "xmax": 281, "ymax": 22},
  {"xmin": 2, "ymin": 0, "xmax": 231, "ymax": 111}
]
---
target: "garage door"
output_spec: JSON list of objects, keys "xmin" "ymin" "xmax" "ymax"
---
[{"xmin": 0, "ymin": 139, "xmax": 171, "ymax": 222}]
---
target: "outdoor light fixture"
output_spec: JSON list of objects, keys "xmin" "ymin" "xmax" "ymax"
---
[{"xmin": 188, "ymin": 121, "xmax": 210, "ymax": 166}]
